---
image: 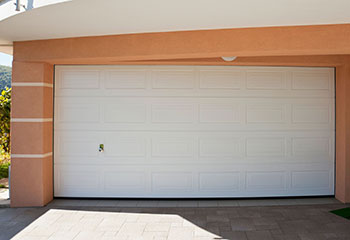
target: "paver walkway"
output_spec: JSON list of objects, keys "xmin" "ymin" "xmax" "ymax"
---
[
  {"xmin": 0, "ymin": 188, "xmax": 9, "ymax": 207},
  {"xmin": 0, "ymin": 198, "xmax": 349, "ymax": 240}
]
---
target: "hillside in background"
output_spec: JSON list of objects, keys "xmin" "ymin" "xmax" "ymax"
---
[{"xmin": 0, "ymin": 65, "xmax": 11, "ymax": 90}]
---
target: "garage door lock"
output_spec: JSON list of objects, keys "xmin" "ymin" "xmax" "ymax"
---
[{"xmin": 99, "ymin": 144, "xmax": 104, "ymax": 153}]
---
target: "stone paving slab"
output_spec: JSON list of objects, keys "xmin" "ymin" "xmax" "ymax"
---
[
  {"xmin": 0, "ymin": 188, "xmax": 9, "ymax": 208},
  {"xmin": 0, "ymin": 199, "xmax": 348, "ymax": 240}
]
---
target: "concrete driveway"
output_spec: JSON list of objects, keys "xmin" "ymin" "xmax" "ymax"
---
[{"xmin": 0, "ymin": 198, "xmax": 349, "ymax": 240}]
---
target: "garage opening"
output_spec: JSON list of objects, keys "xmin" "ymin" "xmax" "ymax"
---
[{"xmin": 53, "ymin": 66, "xmax": 335, "ymax": 198}]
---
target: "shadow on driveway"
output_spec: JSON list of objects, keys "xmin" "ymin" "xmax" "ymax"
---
[{"xmin": 1, "ymin": 201, "xmax": 350, "ymax": 240}]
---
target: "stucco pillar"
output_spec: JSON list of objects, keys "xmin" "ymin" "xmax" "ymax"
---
[
  {"xmin": 335, "ymin": 61, "xmax": 350, "ymax": 203},
  {"xmin": 10, "ymin": 61, "xmax": 54, "ymax": 207}
]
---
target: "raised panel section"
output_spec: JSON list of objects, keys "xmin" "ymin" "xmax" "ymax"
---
[
  {"xmin": 291, "ymin": 171, "xmax": 330, "ymax": 189},
  {"xmin": 246, "ymin": 71, "xmax": 286, "ymax": 89},
  {"xmin": 105, "ymin": 137, "xmax": 146, "ymax": 157},
  {"xmin": 60, "ymin": 171, "xmax": 99, "ymax": 190},
  {"xmin": 152, "ymin": 70, "xmax": 195, "ymax": 89},
  {"xmin": 292, "ymin": 72, "xmax": 330, "ymax": 90},
  {"xmin": 199, "ymin": 71, "xmax": 241, "ymax": 89},
  {"xmin": 152, "ymin": 173, "xmax": 193, "ymax": 192},
  {"xmin": 152, "ymin": 104, "xmax": 194, "ymax": 123},
  {"xmin": 246, "ymin": 138, "xmax": 285, "ymax": 157},
  {"xmin": 292, "ymin": 138, "xmax": 330, "ymax": 156},
  {"xmin": 58, "ymin": 103, "xmax": 100, "ymax": 123},
  {"xmin": 199, "ymin": 172, "xmax": 239, "ymax": 191},
  {"xmin": 247, "ymin": 104, "xmax": 285, "ymax": 123},
  {"xmin": 246, "ymin": 172, "xmax": 286, "ymax": 190},
  {"xmin": 60, "ymin": 70, "xmax": 100, "ymax": 89},
  {"xmin": 104, "ymin": 104, "xmax": 146, "ymax": 123},
  {"xmin": 104, "ymin": 172, "xmax": 146, "ymax": 191},
  {"xmin": 199, "ymin": 104, "xmax": 240, "ymax": 123},
  {"xmin": 105, "ymin": 71, "xmax": 147, "ymax": 89},
  {"xmin": 200, "ymin": 138, "xmax": 240, "ymax": 157},
  {"xmin": 59, "ymin": 138, "xmax": 99, "ymax": 157},
  {"xmin": 152, "ymin": 138, "xmax": 194, "ymax": 157},
  {"xmin": 292, "ymin": 105, "xmax": 329, "ymax": 123}
]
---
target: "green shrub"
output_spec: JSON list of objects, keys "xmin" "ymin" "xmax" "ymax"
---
[
  {"xmin": 0, "ymin": 162, "xmax": 10, "ymax": 179},
  {"xmin": 0, "ymin": 88, "xmax": 11, "ymax": 160}
]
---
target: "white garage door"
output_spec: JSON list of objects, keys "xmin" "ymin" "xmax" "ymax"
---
[{"xmin": 54, "ymin": 66, "xmax": 335, "ymax": 198}]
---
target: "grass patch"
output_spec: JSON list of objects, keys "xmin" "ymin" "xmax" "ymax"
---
[
  {"xmin": 330, "ymin": 208, "xmax": 350, "ymax": 220},
  {"xmin": 0, "ymin": 184, "xmax": 6, "ymax": 188}
]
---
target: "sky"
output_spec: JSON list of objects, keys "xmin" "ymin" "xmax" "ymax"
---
[{"xmin": 0, "ymin": 53, "xmax": 12, "ymax": 67}]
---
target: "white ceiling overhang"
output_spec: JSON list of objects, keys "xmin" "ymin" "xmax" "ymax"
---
[{"xmin": 1, "ymin": 0, "xmax": 350, "ymax": 55}]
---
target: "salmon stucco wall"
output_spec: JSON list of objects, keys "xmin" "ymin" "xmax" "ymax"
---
[
  {"xmin": 9, "ymin": 24, "xmax": 350, "ymax": 206},
  {"xmin": 335, "ymin": 64, "xmax": 350, "ymax": 202},
  {"xmin": 13, "ymin": 24, "xmax": 350, "ymax": 63},
  {"xmin": 10, "ymin": 62, "xmax": 53, "ymax": 207}
]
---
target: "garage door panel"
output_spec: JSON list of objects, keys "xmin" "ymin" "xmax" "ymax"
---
[
  {"xmin": 199, "ymin": 172, "xmax": 240, "ymax": 192},
  {"xmin": 291, "ymin": 137, "xmax": 331, "ymax": 157},
  {"xmin": 199, "ymin": 103, "xmax": 241, "ymax": 123},
  {"xmin": 199, "ymin": 70, "xmax": 243, "ymax": 89},
  {"xmin": 57, "ymin": 103, "xmax": 100, "ymax": 123},
  {"xmin": 151, "ymin": 172, "xmax": 193, "ymax": 194},
  {"xmin": 151, "ymin": 104, "xmax": 196, "ymax": 123},
  {"xmin": 292, "ymin": 104, "xmax": 331, "ymax": 124},
  {"xmin": 245, "ymin": 171, "xmax": 287, "ymax": 191},
  {"xmin": 246, "ymin": 70, "xmax": 287, "ymax": 90},
  {"xmin": 55, "ymin": 66, "xmax": 334, "ymax": 99},
  {"xmin": 55, "ymin": 132, "xmax": 102, "ymax": 159},
  {"xmin": 246, "ymin": 137, "xmax": 286, "ymax": 157},
  {"xmin": 291, "ymin": 170, "xmax": 332, "ymax": 190},
  {"xmin": 105, "ymin": 70, "xmax": 148, "ymax": 89},
  {"xmin": 59, "ymin": 139, "xmax": 99, "ymax": 157},
  {"xmin": 152, "ymin": 70, "xmax": 196, "ymax": 89},
  {"xmin": 104, "ymin": 172, "xmax": 148, "ymax": 193},
  {"xmin": 58, "ymin": 70, "xmax": 101, "ymax": 89},
  {"xmin": 55, "ymin": 89, "xmax": 334, "ymax": 99},
  {"xmin": 55, "ymin": 97, "xmax": 334, "ymax": 131},
  {"xmin": 199, "ymin": 137, "xmax": 242, "ymax": 157},
  {"xmin": 54, "ymin": 130, "xmax": 333, "ymax": 164},
  {"xmin": 54, "ymin": 167, "xmax": 100, "ymax": 197},
  {"xmin": 104, "ymin": 103, "xmax": 147, "ymax": 123},
  {"xmin": 246, "ymin": 103, "xmax": 287, "ymax": 124},
  {"xmin": 104, "ymin": 135, "xmax": 147, "ymax": 157},
  {"xmin": 54, "ymin": 159, "xmax": 334, "ymax": 197},
  {"xmin": 291, "ymin": 71, "xmax": 332, "ymax": 90},
  {"xmin": 54, "ymin": 163, "xmax": 334, "ymax": 197},
  {"xmin": 151, "ymin": 137, "xmax": 194, "ymax": 157},
  {"xmin": 54, "ymin": 66, "xmax": 335, "ymax": 198},
  {"xmin": 54, "ymin": 120, "xmax": 334, "ymax": 132}
]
